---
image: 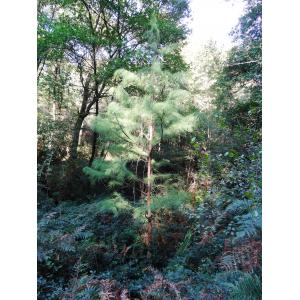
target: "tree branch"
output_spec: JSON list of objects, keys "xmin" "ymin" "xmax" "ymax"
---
[{"xmin": 226, "ymin": 60, "xmax": 261, "ymax": 67}]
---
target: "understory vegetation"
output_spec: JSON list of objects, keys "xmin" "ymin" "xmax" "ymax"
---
[{"xmin": 38, "ymin": 0, "xmax": 262, "ymax": 299}]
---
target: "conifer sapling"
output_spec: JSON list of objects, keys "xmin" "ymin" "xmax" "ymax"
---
[{"xmin": 84, "ymin": 16, "xmax": 196, "ymax": 255}]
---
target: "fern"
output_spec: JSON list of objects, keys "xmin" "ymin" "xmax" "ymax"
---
[
  {"xmin": 234, "ymin": 208, "xmax": 262, "ymax": 242},
  {"xmin": 176, "ymin": 229, "xmax": 193, "ymax": 255},
  {"xmin": 230, "ymin": 273, "xmax": 262, "ymax": 300},
  {"xmin": 225, "ymin": 199, "xmax": 253, "ymax": 215}
]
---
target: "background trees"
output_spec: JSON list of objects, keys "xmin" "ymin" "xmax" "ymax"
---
[
  {"xmin": 38, "ymin": 0, "xmax": 191, "ymax": 199},
  {"xmin": 38, "ymin": 0, "xmax": 190, "ymax": 161}
]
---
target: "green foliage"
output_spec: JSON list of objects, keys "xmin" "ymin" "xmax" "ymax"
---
[
  {"xmin": 86, "ymin": 37, "xmax": 196, "ymax": 188},
  {"xmin": 230, "ymin": 273, "xmax": 262, "ymax": 300},
  {"xmin": 83, "ymin": 159, "xmax": 136, "ymax": 187},
  {"xmin": 94, "ymin": 192, "xmax": 133, "ymax": 216},
  {"xmin": 38, "ymin": 0, "xmax": 190, "ymax": 74},
  {"xmin": 151, "ymin": 190, "xmax": 190, "ymax": 211},
  {"xmin": 211, "ymin": 0, "xmax": 262, "ymax": 130},
  {"xmin": 37, "ymin": 1, "xmax": 262, "ymax": 299}
]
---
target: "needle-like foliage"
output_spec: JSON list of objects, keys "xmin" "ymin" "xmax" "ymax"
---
[{"xmin": 84, "ymin": 16, "xmax": 196, "ymax": 189}]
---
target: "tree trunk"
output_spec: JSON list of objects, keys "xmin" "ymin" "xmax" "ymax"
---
[
  {"xmin": 70, "ymin": 115, "xmax": 85, "ymax": 160},
  {"xmin": 89, "ymin": 130, "xmax": 98, "ymax": 166},
  {"xmin": 89, "ymin": 98, "xmax": 99, "ymax": 166},
  {"xmin": 146, "ymin": 122, "xmax": 154, "ymax": 258},
  {"xmin": 69, "ymin": 75, "xmax": 91, "ymax": 161}
]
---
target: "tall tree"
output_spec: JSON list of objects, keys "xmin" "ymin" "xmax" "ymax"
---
[
  {"xmin": 213, "ymin": 0, "xmax": 262, "ymax": 130},
  {"xmin": 84, "ymin": 16, "xmax": 196, "ymax": 256}
]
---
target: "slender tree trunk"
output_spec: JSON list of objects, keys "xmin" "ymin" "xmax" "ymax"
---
[
  {"xmin": 192, "ymin": 191, "xmax": 196, "ymax": 209},
  {"xmin": 89, "ymin": 98, "xmax": 99, "ymax": 166},
  {"xmin": 146, "ymin": 122, "xmax": 154, "ymax": 258}
]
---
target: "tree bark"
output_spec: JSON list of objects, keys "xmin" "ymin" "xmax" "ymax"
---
[
  {"xmin": 89, "ymin": 98, "xmax": 99, "ymax": 166},
  {"xmin": 70, "ymin": 115, "xmax": 85, "ymax": 160},
  {"xmin": 88, "ymin": 45, "xmax": 100, "ymax": 166},
  {"xmin": 146, "ymin": 122, "xmax": 154, "ymax": 258},
  {"xmin": 69, "ymin": 79, "xmax": 90, "ymax": 160}
]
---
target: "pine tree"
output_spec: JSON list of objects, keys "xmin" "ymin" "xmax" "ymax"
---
[{"xmin": 84, "ymin": 16, "xmax": 196, "ymax": 256}]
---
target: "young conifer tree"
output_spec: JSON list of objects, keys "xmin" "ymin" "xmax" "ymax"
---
[{"xmin": 84, "ymin": 16, "xmax": 196, "ymax": 254}]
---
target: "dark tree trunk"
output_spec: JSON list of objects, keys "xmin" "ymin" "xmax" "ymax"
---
[
  {"xmin": 70, "ymin": 115, "xmax": 85, "ymax": 160},
  {"xmin": 89, "ymin": 131, "xmax": 98, "ymax": 166},
  {"xmin": 88, "ymin": 45, "xmax": 102, "ymax": 166},
  {"xmin": 89, "ymin": 98, "xmax": 99, "ymax": 166},
  {"xmin": 69, "ymin": 75, "xmax": 91, "ymax": 161}
]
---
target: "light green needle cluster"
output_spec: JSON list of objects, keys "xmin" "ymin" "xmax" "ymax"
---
[{"xmin": 84, "ymin": 16, "xmax": 196, "ymax": 187}]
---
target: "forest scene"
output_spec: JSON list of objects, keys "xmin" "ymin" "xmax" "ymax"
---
[{"xmin": 37, "ymin": 0, "xmax": 262, "ymax": 299}]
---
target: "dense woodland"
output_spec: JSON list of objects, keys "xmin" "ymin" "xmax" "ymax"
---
[{"xmin": 37, "ymin": 0, "xmax": 262, "ymax": 299}]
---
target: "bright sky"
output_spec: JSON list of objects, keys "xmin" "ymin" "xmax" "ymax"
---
[{"xmin": 183, "ymin": 0, "xmax": 246, "ymax": 60}]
